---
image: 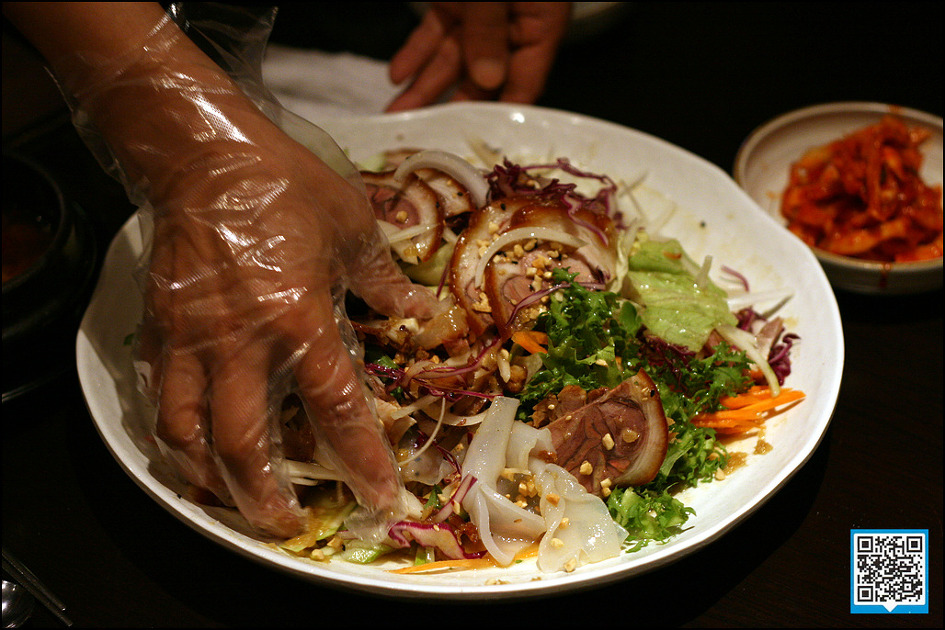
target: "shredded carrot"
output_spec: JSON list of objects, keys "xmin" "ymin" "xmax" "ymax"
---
[
  {"xmin": 388, "ymin": 543, "xmax": 539, "ymax": 574},
  {"xmin": 389, "ymin": 557, "xmax": 498, "ymax": 574},
  {"xmin": 693, "ymin": 387, "xmax": 805, "ymax": 434},
  {"xmin": 512, "ymin": 330, "xmax": 548, "ymax": 354},
  {"xmin": 719, "ymin": 385, "xmax": 784, "ymax": 408}
]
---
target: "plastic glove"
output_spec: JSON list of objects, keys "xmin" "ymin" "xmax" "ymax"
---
[
  {"xmin": 6, "ymin": 2, "xmax": 442, "ymax": 538},
  {"xmin": 386, "ymin": 2, "xmax": 572, "ymax": 112}
]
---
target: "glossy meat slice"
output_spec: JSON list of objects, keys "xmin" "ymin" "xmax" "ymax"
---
[
  {"xmin": 447, "ymin": 199, "xmax": 522, "ymax": 335},
  {"xmin": 483, "ymin": 203, "xmax": 614, "ymax": 336},
  {"xmin": 450, "ymin": 198, "xmax": 618, "ymax": 338},
  {"xmin": 361, "ymin": 170, "xmax": 443, "ymax": 263},
  {"xmin": 545, "ymin": 371, "xmax": 669, "ymax": 496},
  {"xmin": 415, "ymin": 167, "xmax": 476, "ymax": 217}
]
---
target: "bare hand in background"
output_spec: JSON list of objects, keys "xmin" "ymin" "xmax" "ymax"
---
[{"xmin": 386, "ymin": 2, "xmax": 572, "ymax": 112}]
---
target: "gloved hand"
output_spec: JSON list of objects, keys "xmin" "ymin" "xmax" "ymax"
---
[
  {"xmin": 5, "ymin": 2, "xmax": 442, "ymax": 537},
  {"xmin": 386, "ymin": 2, "xmax": 572, "ymax": 112}
]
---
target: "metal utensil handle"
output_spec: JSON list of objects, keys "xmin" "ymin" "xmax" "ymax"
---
[{"xmin": 2, "ymin": 547, "xmax": 72, "ymax": 627}]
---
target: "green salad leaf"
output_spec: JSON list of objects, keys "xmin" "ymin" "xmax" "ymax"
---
[{"xmin": 626, "ymin": 238, "xmax": 737, "ymax": 352}]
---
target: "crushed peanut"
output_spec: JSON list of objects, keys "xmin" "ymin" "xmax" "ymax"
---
[
  {"xmin": 600, "ymin": 477, "xmax": 613, "ymax": 497},
  {"xmin": 602, "ymin": 433, "xmax": 615, "ymax": 450},
  {"xmin": 579, "ymin": 460, "xmax": 593, "ymax": 475},
  {"xmin": 472, "ymin": 291, "xmax": 492, "ymax": 313}
]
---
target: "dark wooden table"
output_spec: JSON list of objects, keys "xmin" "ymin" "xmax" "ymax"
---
[{"xmin": 3, "ymin": 3, "xmax": 941, "ymax": 627}]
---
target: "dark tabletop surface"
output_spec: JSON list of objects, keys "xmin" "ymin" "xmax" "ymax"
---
[{"xmin": 2, "ymin": 2, "xmax": 942, "ymax": 627}]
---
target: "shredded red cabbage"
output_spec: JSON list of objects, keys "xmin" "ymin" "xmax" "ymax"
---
[
  {"xmin": 430, "ymin": 473, "xmax": 476, "ymax": 523},
  {"xmin": 722, "ymin": 265, "xmax": 750, "ymax": 292},
  {"xmin": 486, "ymin": 158, "xmax": 621, "ymax": 244},
  {"xmin": 768, "ymin": 333, "xmax": 798, "ymax": 385},
  {"xmin": 387, "ymin": 520, "xmax": 484, "ymax": 560}
]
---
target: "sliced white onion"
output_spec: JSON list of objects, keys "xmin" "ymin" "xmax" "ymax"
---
[
  {"xmin": 378, "ymin": 221, "xmax": 439, "ymax": 245},
  {"xmin": 397, "ymin": 398, "xmax": 447, "ymax": 466},
  {"xmin": 726, "ymin": 289, "xmax": 793, "ymax": 314},
  {"xmin": 496, "ymin": 349, "xmax": 511, "ymax": 383},
  {"xmin": 694, "ymin": 255, "xmax": 713, "ymax": 289},
  {"xmin": 285, "ymin": 459, "xmax": 343, "ymax": 485},
  {"xmin": 441, "ymin": 226, "xmax": 459, "ymax": 244},
  {"xmin": 464, "ymin": 134, "xmax": 503, "ymax": 168},
  {"xmin": 388, "ymin": 394, "xmax": 439, "ymax": 420},
  {"xmin": 716, "ymin": 323, "xmax": 781, "ymax": 396},
  {"xmin": 473, "ymin": 226, "xmax": 588, "ymax": 288},
  {"xmin": 394, "ymin": 149, "xmax": 490, "ymax": 209},
  {"xmin": 422, "ymin": 402, "xmax": 489, "ymax": 427}
]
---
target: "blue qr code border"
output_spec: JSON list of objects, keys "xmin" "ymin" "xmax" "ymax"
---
[{"xmin": 850, "ymin": 529, "xmax": 928, "ymax": 614}]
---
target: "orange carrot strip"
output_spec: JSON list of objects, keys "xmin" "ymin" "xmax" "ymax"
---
[
  {"xmin": 389, "ymin": 558, "xmax": 497, "ymax": 574},
  {"xmin": 388, "ymin": 543, "xmax": 539, "ymax": 574},
  {"xmin": 697, "ymin": 420, "xmax": 764, "ymax": 435},
  {"xmin": 711, "ymin": 389, "xmax": 806, "ymax": 419},
  {"xmin": 719, "ymin": 385, "xmax": 781, "ymax": 408},
  {"xmin": 693, "ymin": 388, "xmax": 806, "ymax": 432},
  {"xmin": 512, "ymin": 330, "xmax": 548, "ymax": 354}
]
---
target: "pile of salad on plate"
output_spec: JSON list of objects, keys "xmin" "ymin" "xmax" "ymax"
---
[{"xmin": 275, "ymin": 145, "xmax": 805, "ymax": 575}]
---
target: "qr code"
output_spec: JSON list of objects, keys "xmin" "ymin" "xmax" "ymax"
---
[{"xmin": 851, "ymin": 530, "xmax": 928, "ymax": 614}]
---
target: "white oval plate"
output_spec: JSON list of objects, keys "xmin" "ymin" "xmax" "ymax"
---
[{"xmin": 77, "ymin": 102, "xmax": 843, "ymax": 600}]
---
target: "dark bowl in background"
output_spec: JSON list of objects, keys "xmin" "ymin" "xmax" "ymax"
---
[{"xmin": 2, "ymin": 152, "xmax": 98, "ymax": 402}]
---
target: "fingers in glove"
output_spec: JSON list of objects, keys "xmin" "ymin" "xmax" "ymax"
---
[
  {"xmin": 208, "ymin": 343, "xmax": 304, "ymax": 538},
  {"xmin": 347, "ymin": 227, "xmax": 447, "ymax": 321},
  {"xmin": 288, "ymin": 293, "xmax": 403, "ymax": 516},
  {"xmin": 155, "ymin": 350, "xmax": 231, "ymax": 503}
]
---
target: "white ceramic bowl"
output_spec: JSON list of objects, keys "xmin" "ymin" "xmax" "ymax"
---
[{"xmin": 734, "ymin": 102, "xmax": 943, "ymax": 295}]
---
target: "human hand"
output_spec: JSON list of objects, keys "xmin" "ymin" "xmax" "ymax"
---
[
  {"xmin": 127, "ymin": 49, "xmax": 444, "ymax": 538},
  {"xmin": 135, "ymin": 127, "xmax": 442, "ymax": 538},
  {"xmin": 386, "ymin": 2, "xmax": 572, "ymax": 112},
  {"xmin": 5, "ymin": 2, "xmax": 442, "ymax": 538}
]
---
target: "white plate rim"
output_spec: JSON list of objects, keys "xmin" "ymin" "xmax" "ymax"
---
[{"xmin": 77, "ymin": 102, "xmax": 844, "ymax": 599}]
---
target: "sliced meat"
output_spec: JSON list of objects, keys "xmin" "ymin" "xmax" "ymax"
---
[
  {"xmin": 530, "ymin": 384, "xmax": 588, "ymax": 427},
  {"xmin": 545, "ymin": 371, "xmax": 669, "ymax": 496},
  {"xmin": 415, "ymin": 168, "xmax": 476, "ymax": 217},
  {"xmin": 450, "ymin": 198, "xmax": 618, "ymax": 339},
  {"xmin": 484, "ymin": 243, "xmax": 598, "ymax": 336},
  {"xmin": 361, "ymin": 170, "xmax": 444, "ymax": 263},
  {"xmin": 447, "ymin": 200, "xmax": 521, "ymax": 335}
]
